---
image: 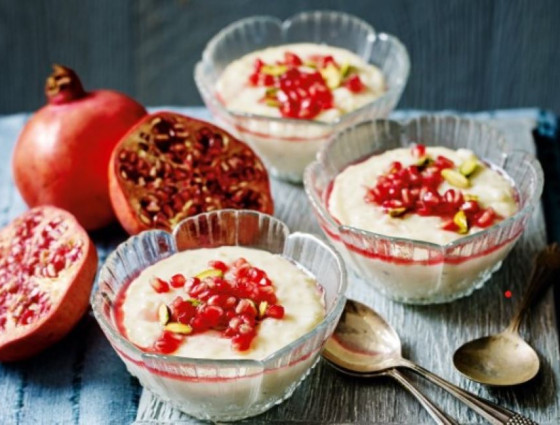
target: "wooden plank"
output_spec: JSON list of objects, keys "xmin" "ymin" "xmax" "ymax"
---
[{"xmin": 134, "ymin": 110, "xmax": 560, "ymax": 424}]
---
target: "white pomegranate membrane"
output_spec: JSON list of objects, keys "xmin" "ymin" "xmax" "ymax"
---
[
  {"xmin": 216, "ymin": 43, "xmax": 386, "ymax": 122},
  {"xmin": 0, "ymin": 209, "xmax": 83, "ymax": 331},
  {"xmin": 115, "ymin": 246, "xmax": 325, "ymax": 360},
  {"xmin": 328, "ymin": 144, "xmax": 518, "ymax": 245}
]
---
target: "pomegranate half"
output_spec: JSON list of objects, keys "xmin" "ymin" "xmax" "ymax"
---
[
  {"xmin": 0, "ymin": 206, "xmax": 98, "ymax": 361},
  {"xmin": 109, "ymin": 112, "xmax": 274, "ymax": 235},
  {"xmin": 12, "ymin": 64, "xmax": 147, "ymax": 230}
]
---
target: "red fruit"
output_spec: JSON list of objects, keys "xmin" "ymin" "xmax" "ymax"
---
[
  {"xmin": 150, "ymin": 277, "xmax": 170, "ymax": 294},
  {"xmin": 208, "ymin": 260, "xmax": 228, "ymax": 273},
  {"xmin": 0, "ymin": 206, "xmax": 97, "ymax": 361},
  {"xmin": 411, "ymin": 144, "xmax": 426, "ymax": 158},
  {"xmin": 475, "ymin": 208, "xmax": 496, "ymax": 228},
  {"xmin": 284, "ymin": 51, "xmax": 303, "ymax": 67},
  {"xmin": 108, "ymin": 112, "xmax": 274, "ymax": 234},
  {"xmin": 170, "ymin": 273, "xmax": 186, "ymax": 288},
  {"xmin": 153, "ymin": 331, "xmax": 182, "ymax": 354},
  {"xmin": 266, "ymin": 305, "xmax": 285, "ymax": 319},
  {"xmin": 344, "ymin": 75, "xmax": 365, "ymax": 93},
  {"xmin": 12, "ymin": 65, "xmax": 147, "ymax": 230}
]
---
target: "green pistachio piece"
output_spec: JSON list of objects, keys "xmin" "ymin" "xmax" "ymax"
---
[
  {"xmin": 164, "ymin": 322, "xmax": 193, "ymax": 335},
  {"xmin": 388, "ymin": 207, "xmax": 408, "ymax": 218},
  {"xmin": 158, "ymin": 303, "xmax": 170, "ymax": 326},
  {"xmin": 459, "ymin": 158, "xmax": 479, "ymax": 177},
  {"xmin": 320, "ymin": 64, "xmax": 342, "ymax": 89},
  {"xmin": 416, "ymin": 156, "xmax": 434, "ymax": 169},
  {"xmin": 260, "ymin": 64, "xmax": 287, "ymax": 76},
  {"xmin": 453, "ymin": 210, "xmax": 469, "ymax": 234},
  {"xmin": 195, "ymin": 269, "xmax": 224, "ymax": 279},
  {"xmin": 340, "ymin": 63, "xmax": 357, "ymax": 79},
  {"xmin": 258, "ymin": 301, "xmax": 268, "ymax": 318},
  {"xmin": 441, "ymin": 169, "xmax": 470, "ymax": 188},
  {"xmin": 265, "ymin": 98, "xmax": 280, "ymax": 107}
]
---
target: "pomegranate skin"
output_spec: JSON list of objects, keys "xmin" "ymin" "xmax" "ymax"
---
[
  {"xmin": 12, "ymin": 66, "xmax": 147, "ymax": 230},
  {"xmin": 0, "ymin": 206, "xmax": 98, "ymax": 362}
]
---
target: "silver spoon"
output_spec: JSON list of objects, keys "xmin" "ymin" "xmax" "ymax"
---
[
  {"xmin": 323, "ymin": 299, "xmax": 537, "ymax": 425},
  {"xmin": 453, "ymin": 243, "xmax": 560, "ymax": 386}
]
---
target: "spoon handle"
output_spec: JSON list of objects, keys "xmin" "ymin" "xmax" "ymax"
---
[
  {"xmin": 507, "ymin": 243, "xmax": 560, "ymax": 334},
  {"xmin": 403, "ymin": 362, "xmax": 537, "ymax": 425},
  {"xmin": 387, "ymin": 368, "xmax": 458, "ymax": 425}
]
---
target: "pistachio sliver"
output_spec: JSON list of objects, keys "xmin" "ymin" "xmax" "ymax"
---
[
  {"xmin": 265, "ymin": 99, "xmax": 280, "ymax": 107},
  {"xmin": 320, "ymin": 64, "xmax": 342, "ymax": 89},
  {"xmin": 453, "ymin": 210, "xmax": 469, "ymax": 234},
  {"xmin": 416, "ymin": 156, "xmax": 433, "ymax": 169},
  {"xmin": 459, "ymin": 158, "xmax": 479, "ymax": 177},
  {"xmin": 388, "ymin": 207, "xmax": 408, "ymax": 218},
  {"xmin": 464, "ymin": 194, "xmax": 479, "ymax": 202},
  {"xmin": 158, "ymin": 303, "xmax": 170, "ymax": 326},
  {"xmin": 261, "ymin": 64, "xmax": 287, "ymax": 76},
  {"xmin": 340, "ymin": 63, "xmax": 357, "ymax": 79},
  {"xmin": 258, "ymin": 301, "xmax": 268, "ymax": 318},
  {"xmin": 195, "ymin": 268, "xmax": 223, "ymax": 279},
  {"xmin": 441, "ymin": 169, "xmax": 470, "ymax": 188},
  {"xmin": 164, "ymin": 322, "xmax": 193, "ymax": 335}
]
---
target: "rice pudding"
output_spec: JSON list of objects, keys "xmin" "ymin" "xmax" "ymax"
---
[
  {"xmin": 216, "ymin": 43, "xmax": 386, "ymax": 122},
  {"xmin": 116, "ymin": 245, "xmax": 325, "ymax": 359},
  {"xmin": 326, "ymin": 144, "xmax": 519, "ymax": 303}
]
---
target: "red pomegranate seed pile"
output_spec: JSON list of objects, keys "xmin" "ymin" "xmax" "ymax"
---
[
  {"xmin": 364, "ymin": 144, "xmax": 499, "ymax": 233},
  {"xmin": 152, "ymin": 258, "xmax": 285, "ymax": 354},
  {"xmin": 248, "ymin": 51, "xmax": 366, "ymax": 119}
]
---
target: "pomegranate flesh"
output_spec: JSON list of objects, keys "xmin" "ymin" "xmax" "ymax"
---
[
  {"xmin": 109, "ymin": 112, "xmax": 274, "ymax": 234},
  {"xmin": 0, "ymin": 206, "xmax": 98, "ymax": 361},
  {"xmin": 12, "ymin": 64, "xmax": 147, "ymax": 230}
]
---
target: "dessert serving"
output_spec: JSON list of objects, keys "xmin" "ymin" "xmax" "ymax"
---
[
  {"xmin": 116, "ymin": 246, "xmax": 325, "ymax": 359},
  {"xmin": 328, "ymin": 144, "xmax": 517, "ymax": 245},
  {"xmin": 92, "ymin": 210, "xmax": 347, "ymax": 421},
  {"xmin": 195, "ymin": 11, "xmax": 409, "ymax": 181},
  {"xmin": 305, "ymin": 116, "xmax": 543, "ymax": 304},
  {"xmin": 216, "ymin": 43, "xmax": 386, "ymax": 122}
]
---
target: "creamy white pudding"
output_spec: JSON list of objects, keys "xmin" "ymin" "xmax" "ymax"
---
[
  {"xmin": 328, "ymin": 146, "xmax": 517, "ymax": 245},
  {"xmin": 324, "ymin": 144, "xmax": 519, "ymax": 303},
  {"xmin": 117, "ymin": 245, "xmax": 324, "ymax": 359},
  {"xmin": 216, "ymin": 43, "xmax": 385, "ymax": 122}
]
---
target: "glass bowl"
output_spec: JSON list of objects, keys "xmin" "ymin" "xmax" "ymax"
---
[
  {"xmin": 304, "ymin": 115, "xmax": 543, "ymax": 304},
  {"xmin": 194, "ymin": 10, "xmax": 410, "ymax": 182},
  {"xmin": 91, "ymin": 209, "xmax": 347, "ymax": 421}
]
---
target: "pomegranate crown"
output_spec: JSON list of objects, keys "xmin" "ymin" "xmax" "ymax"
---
[{"xmin": 45, "ymin": 64, "xmax": 86, "ymax": 104}]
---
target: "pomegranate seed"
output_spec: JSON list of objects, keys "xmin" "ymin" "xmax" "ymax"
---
[
  {"xmin": 266, "ymin": 304, "xmax": 285, "ymax": 319},
  {"xmin": 150, "ymin": 277, "xmax": 170, "ymax": 293},
  {"xmin": 411, "ymin": 144, "xmax": 426, "ymax": 158},
  {"xmin": 475, "ymin": 208, "xmax": 496, "ymax": 228},
  {"xmin": 232, "ymin": 333, "xmax": 254, "ymax": 351},
  {"xmin": 200, "ymin": 305, "xmax": 224, "ymax": 328},
  {"xmin": 435, "ymin": 155, "xmax": 455, "ymax": 169},
  {"xmin": 441, "ymin": 220, "xmax": 459, "ymax": 232},
  {"xmin": 208, "ymin": 260, "xmax": 228, "ymax": 273},
  {"xmin": 461, "ymin": 200, "xmax": 480, "ymax": 215},
  {"xmin": 284, "ymin": 51, "xmax": 302, "ymax": 67},
  {"xmin": 153, "ymin": 331, "xmax": 181, "ymax": 354},
  {"xmin": 170, "ymin": 273, "xmax": 186, "ymax": 288},
  {"xmin": 344, "ymin": 75, "xmax": 365, "ymax": 93},
  {"xmin": 235, "ymin": 299, "xmax": 257, "ymax": 317}
]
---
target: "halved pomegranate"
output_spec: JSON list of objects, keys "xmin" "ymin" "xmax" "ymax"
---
[
  {"xmin": 0, "ymin": 206, "xmax": 97, "ymax": 362},
  {"xmin": 108, "ymin": 112, "xmax": 274, "ymax": 234}
]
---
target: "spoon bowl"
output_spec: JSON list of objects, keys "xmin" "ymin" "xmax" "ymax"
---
[
  {"xmin": 453, "ymin": 332, "xmax": 540, "ymax": 386},
  {"xmin": 453, "ymin": 243, "xmax": 560, "ymax": 386}
]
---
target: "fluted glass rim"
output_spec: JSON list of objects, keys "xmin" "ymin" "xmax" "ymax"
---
[
  {"xmin": 91, "ymin": 209, "xmax": 347, "ymax": 369},
  {"xmin": 303, "ymin": 115, "xmax": 544, "ymax": 250},
  {"xmin": 195, "ymin": 10, "xmax": 410, "ymax": 128}
]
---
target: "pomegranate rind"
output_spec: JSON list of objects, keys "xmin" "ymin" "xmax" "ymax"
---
[
  {"xmin": 12, "ymin": 88, "xmax": 147, "ymax": 231},
  {"xmin": 0, "ymin": 206, "xmax": 98, "ymax": 362},
  {"xmin": 109, "ymin": 112, "xmax": 274, "ymax": 235}
]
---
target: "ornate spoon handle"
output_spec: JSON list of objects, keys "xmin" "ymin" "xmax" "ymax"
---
[
  {"xmin": 387, "ymin": 368, "xmax": 458, "ymax": 425},
  {"xmin": 402, "ymin": 361, "xmax": 537, "ymax": 425}
]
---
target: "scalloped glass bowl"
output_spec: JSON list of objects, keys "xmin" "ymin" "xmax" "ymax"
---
[
  {"xmin": 91, "ymin": 210, "xmax": 347, "ymax": 421},
  {"xmin": 304, "ymin": 116, "xmax": 544, "ymax": 304},
  {"xmin": 194, "ymin": 11, "xmax": 410, "ymax": 182}
]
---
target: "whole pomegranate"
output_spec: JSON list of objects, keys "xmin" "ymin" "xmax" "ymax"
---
[
  {"xmin": 109, "ymin": 112, "xmax": 274, "ymax": 235},
  {"xmin": 0, "ymin": 206, "xmax": 98, "ymax": 361},
  {"xmin": 12, "ymin": 64, "xmax": 147, "ymax": 230}
]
